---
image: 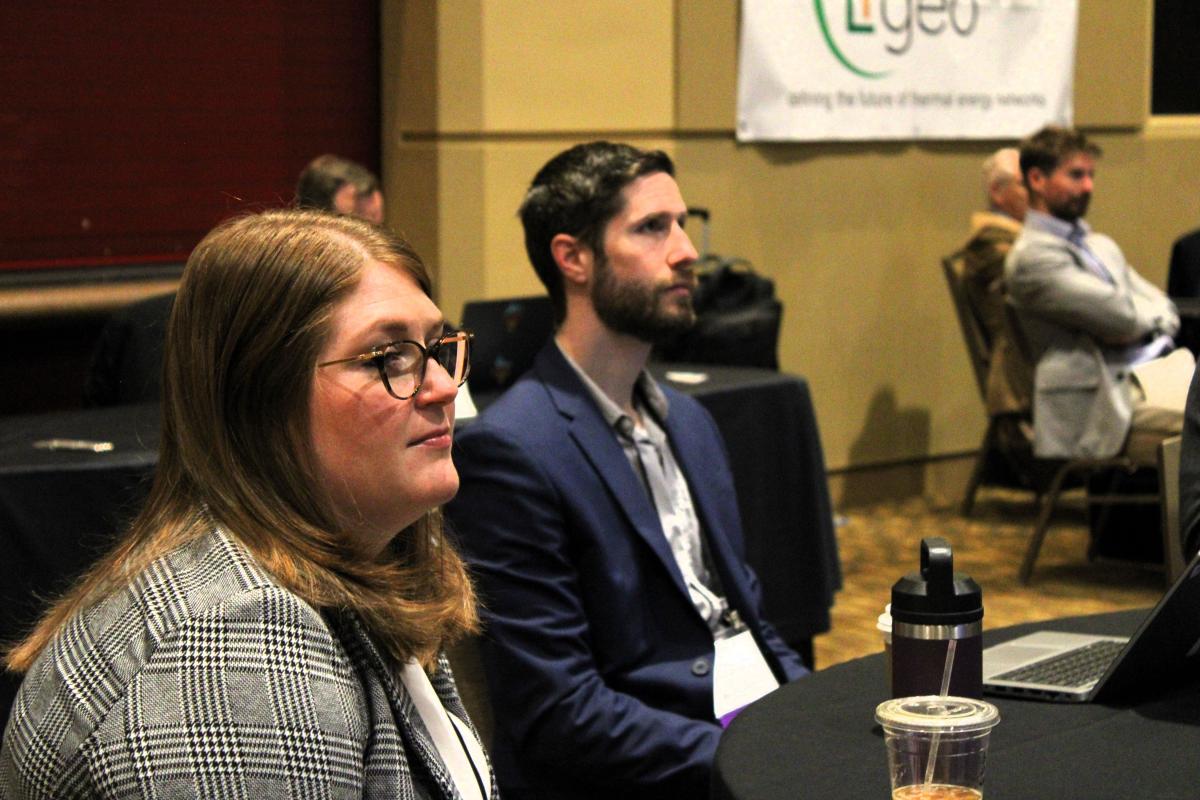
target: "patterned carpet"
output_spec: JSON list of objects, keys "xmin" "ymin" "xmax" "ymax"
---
[{"xmin": 812, "ymin": 487, "xmax": 1166, "ymax": 670}]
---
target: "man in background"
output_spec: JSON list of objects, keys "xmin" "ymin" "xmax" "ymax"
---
[
  {"xmin": 962, "ymin": 146, "xmax": 1032, "ymax": 418},
  {"xmin": 1166, "ymin": 225, "xmax": 1200, "ymax": 354},
  {"xmin": 446, "ymin": 141, "xmax": 807, "ymax": 798},
  {"xmin": 1167, "ymin": 225, "xmax": 1200, "ymax": 300},
  {"xmin": 1005, "ymin": 125, "xmax": 1192, "ymax": 463},
  {"xmin": 295, "ymin": 154, "xmax": 384, "ymax": 224}
]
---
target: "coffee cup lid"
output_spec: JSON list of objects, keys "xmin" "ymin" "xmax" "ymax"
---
[
  {"xmin": 875, "ymin": 696, "xmax": 999, "ymax": 733},
  {"xmin": 876, "ymin": 603, "xmax": 892, "ymax": 634}
]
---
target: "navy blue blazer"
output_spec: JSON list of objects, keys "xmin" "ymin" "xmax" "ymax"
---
[{"xmin": 446, "ymin": 343, "xmax": 808, "ymax": 799}]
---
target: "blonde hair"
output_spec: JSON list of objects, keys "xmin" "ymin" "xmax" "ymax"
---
[{"xmin": 8, "ymin": 209, "xmax": 476, "ymax": 673}]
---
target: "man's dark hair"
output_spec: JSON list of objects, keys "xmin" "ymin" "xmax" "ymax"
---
[
  {"xmin": 295, "ymin": 154, "xmax": 380, "ymax": 212},
  {"xmin": 1018, "ymin": 126, "xmax": 1103, "ymax": 185},
  {"xmin": 519, "ymin": 141, "xmax": 675, "ymax": 324}
]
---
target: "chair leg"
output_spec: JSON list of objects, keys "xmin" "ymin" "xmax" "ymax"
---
[
  {"xmin": 1019, "ymin": 464, "xmax": 1075, "ymax": 584},
  {"xmin": 1085, "ymin": 468, "xmax": 1126, "ymax": 562},
  {"xmin": 962, "ymin": 420, "xmax": 997, "ymax": 516},
  {"xmin": 962, "ymin": 451, "xmax": 987, "ymax": 516}
]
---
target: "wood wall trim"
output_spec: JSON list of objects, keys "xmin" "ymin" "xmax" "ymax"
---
[{"xmin": 0, "ymin": 279, "xmax": 180, "ymax": 323}]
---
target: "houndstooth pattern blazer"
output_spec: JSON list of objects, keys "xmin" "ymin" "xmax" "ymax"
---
[{"xmin": 0, "ymin": 527, "xmax": 498, "ymax": 800}]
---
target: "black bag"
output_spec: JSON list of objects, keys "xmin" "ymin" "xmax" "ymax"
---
[{"xmin": 654, "ymin": 208, "xmax": 783, "ymax": 369}]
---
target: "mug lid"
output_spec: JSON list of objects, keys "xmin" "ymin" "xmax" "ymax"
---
[
  {"xmin": 891, "ymin": 538, "xmax": 982, "ymax": 624},
  {"xmin": 875, "ymin": 696, "xmax": 1000, "ymax": 733}
]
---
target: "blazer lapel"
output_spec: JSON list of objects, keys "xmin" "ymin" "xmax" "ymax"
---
[
  {"xmin": 533, "ymin": 345, "xmax": 691, "ymax": 599},
  {"xmin": 663, "ymin": 407, "xmax": 797, "ymax": 678},
  {"xmin": 335, "ymin": 612, "xmax": 461, "ymax": 800}
]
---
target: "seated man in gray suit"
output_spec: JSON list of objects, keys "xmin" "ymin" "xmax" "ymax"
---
[{"xmin": 1006, "ymin": 125, "xmax": 1194, "ymax": 463}]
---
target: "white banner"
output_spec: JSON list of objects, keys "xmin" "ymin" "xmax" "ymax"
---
[{"xmin": 737, "ymin": 0, "xmax": 1078, "ymax": 141}]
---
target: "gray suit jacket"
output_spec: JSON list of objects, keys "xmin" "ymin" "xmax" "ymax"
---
[
  {"xmin": 0, "ymin": 528, "xmax": 496, "ymax": 800},
  {"xmin": 1005, "ymin": 225, "xmax": 1178, "ymax": 459}
]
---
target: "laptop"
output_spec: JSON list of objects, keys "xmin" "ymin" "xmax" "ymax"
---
[
  {"xmin": 983, "ymin": 551, "xmax": 1200, "ymax": 703},
  {"xmin": 459, "ymin": 296, "xmax": 555, "ymax": 402}
]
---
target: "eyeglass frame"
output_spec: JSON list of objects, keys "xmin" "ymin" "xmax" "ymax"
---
[{"xmin": 316, "ymin": 330, "xmax": 473, "ymax": 400}]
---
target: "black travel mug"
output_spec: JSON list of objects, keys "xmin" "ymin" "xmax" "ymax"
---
[{"xmin": 890, "ymin": 537, "xmax": 983, "ymax": 699}]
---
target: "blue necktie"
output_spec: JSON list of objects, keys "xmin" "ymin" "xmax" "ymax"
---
[{"xmin": 1069, "ymin": 228, "xmax": 1114, "ymax": 285}]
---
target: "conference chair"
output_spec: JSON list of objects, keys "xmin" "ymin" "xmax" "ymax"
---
[
  {"xmin": 1001, "ymin": 304, "xmax": 1165, "ymax": 584},
  {"xmin": 1158, "ymin": 435, "xmax": 1187, "ymax": 584},
  {"xmin": 84, "ymin": 291, "xmax": 175, "ymax": 406},
  {"xmin": 446, "ymin": 637, "xmax": 495, "ymax": 749},
  {"xmin": 940, "ymin": 252, "xmax": 1045, "ymax": 515}
]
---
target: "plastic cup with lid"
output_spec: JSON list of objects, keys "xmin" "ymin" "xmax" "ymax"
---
[{"xmin": 875, "ymin": 695, "xmax": 999, "ymax": 799}]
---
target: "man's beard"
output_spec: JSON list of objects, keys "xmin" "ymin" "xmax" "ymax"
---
[
  {"xmin": 592, "ymin": 257, "xmax": 696, "ymax": 344},
  {"xmin": 1048, "ymin": 192, "xmax": 1090, "ymax": 222}
]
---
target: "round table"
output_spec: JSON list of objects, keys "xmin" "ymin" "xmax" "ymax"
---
[{"xmin": 713, "ymin": 609, "xmax": 1200, "ymax": 799}]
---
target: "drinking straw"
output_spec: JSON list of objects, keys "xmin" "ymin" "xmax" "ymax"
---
[{"xmin": 923, "ymin": 638, "xmax": 958, "ymax": 786}]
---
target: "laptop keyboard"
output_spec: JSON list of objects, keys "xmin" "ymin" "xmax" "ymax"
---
[{"xmin": 991, "ymin": 639, "xmax": 1126, "ymax": 688}]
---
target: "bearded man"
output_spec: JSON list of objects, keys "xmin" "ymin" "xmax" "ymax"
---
[
  {"xmin": 446, "ymin": 142, "xmax": 808, "ymax": 799},
  {"xmin": 1005, "ymin": 126, "xmax": 1192, "ymax": 463}
]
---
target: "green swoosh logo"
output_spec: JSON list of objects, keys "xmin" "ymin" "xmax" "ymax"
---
[{"xmin": 814, "ymin": 0, "xmax": 889, "ymax": 79}]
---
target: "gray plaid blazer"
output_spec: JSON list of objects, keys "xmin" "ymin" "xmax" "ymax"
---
[{"xmin": 0, "ymin": 528, "xmax": 498, "ymax": 800}]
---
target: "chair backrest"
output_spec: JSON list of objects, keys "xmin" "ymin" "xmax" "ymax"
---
[
  {"xmin": 941, "ymin": 252, "xmax": 992, "ymax": 401},
  {"xmin": 84, "ymin": 291, "xmax": 175, "ymax": 407},
  {"xmin": 1002, "ymin": 301, "xmax": 1038, "ymax": 365},
  {"xmin": 1159, "ymin": 435, "xmax": 1187, "ymax": 583},
  {"xmin": 445, "ymin": 636, "xmax": 494, "ymax": 749},
  {"xmin": 460, "ymin": 295, "xmax": 555, "ymax": 399}
]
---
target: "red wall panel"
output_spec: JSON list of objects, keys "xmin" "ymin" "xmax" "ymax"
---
[{"xmin": 0, "ymin": 2, "xmax": 380, "ymax": 269}]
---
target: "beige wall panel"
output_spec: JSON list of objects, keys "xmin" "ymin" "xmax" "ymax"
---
[
  {"xmin": 427, "ymin": 143, "xmax": 540, "ymax": 320},
  {"xmin": 432, "ymin": 146, "xmax": 486, "ymax": 317},
  {"xmin": 388, "ymin": 1, "xmax": 439, "ymax": 133},
  {"xmin": 672, "ymin": 139, "xmax": 995, "ymax": 469},
  {"xmin": 1085, "ymin": 131, "xmax": 1200, "ymax": 283},
  {"xmin": 385, "ymin": 145, "xmax": 490, "ymax": 313},
  {"xmin": 478, "ymin": 1, "xmax": 675, "ymax": 132},
  {"xmin": 390, "ymin": 0, "xmax": 485, "ymax": 133},
  {"xmin": 386, "ymin": 141, "xmax": 443, "ymax": 293},
  {"xmin": 477, "ymin": 145, "xmax": 554, "ymax": 307},
  {"xmin": 438, "ymin": 1, "xmax": 486, "ymax": 132},
  {"xmin": 1141, "ymin": 127, "xmax": 1200, "ymax": 254},
  {"xmin": 1075, "ymin": 0, "xmax": 1150, "ymax": 128},
  {"xmin": 676, "ymin": 0, "xmax": 738, "ymax": 131}
]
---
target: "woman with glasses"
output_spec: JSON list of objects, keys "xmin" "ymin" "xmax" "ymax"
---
[{"xmin": 0, "ymin": 209, "xmax": 493, "ymax": 800}]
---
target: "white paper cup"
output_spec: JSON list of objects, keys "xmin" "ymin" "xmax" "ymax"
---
[{"xmin": 878, "ymin": 603, "xmax": 893, "ymax": 687}]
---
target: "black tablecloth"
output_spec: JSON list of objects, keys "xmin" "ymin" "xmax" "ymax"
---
[
  {"xmin": 713, "ymin": 609, "xmax": 1200, "ymax": 800},
  {"xmin": 0, "ymin": 403, "xmax": 159, "ymax": 730},
  {"xmin": 1172, "ymin": 296, "xmax": 1200, "ymax": 355}
]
